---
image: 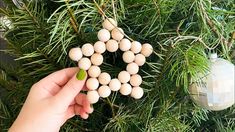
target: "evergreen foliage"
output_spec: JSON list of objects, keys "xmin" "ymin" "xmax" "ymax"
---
[{"xmin": 0, "ymin": 0, "xmax": 234, "ymax": 131}]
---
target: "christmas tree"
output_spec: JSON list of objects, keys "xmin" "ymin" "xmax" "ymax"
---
[{"xmin": 0, "ymin": 0, "xmax": 235, "ymax": 131}]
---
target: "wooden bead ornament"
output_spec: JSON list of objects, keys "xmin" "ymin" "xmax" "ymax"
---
[
  {"xmin": 118, "ymin": 71, "xmax": 131, "ymax": 83},
  {"xmin": 131, "ymin": 87, "xmax": 144, "ymax": 99},
  {"xmin": 111, "ymin": 27, "xmax": 124, "ymax": 41},
  {"xmin": 109, "ymin": 78, "xmax": 121, "ymax": 91},
  {"xmin": 131, "ymin": 41, "xmax": 142, "ymax": 54},
  {"xmin": 78, "ymin": 57, "xmax": 91, "ymax": 70},
  {"xmin": 130, "ymin": 74, "xmax": 142, "ymax": 87},
  {"xmin": 87, "ymin": 90, "xmax": 100, "ymax": 104},
  {"xmin": 88, "ymin": 66, "xmax": 101, "ymax": 78},
  {"xmin": 86, "ymin": 78, "xmax": 99, "ymax": 90},
  {"xmin": 94, "ymin": 41, "xmax": 106, "ymax": 54},
  {"xmin": 69, "ymin": 18, "xmax": 154, "ymax": 111},
  {"xmin": 106, "ymin": 39, "xmax": 119, "ymax": 52},
  {"xmin": 120, "ymin": 83, "xmax": 132, "ymax": 96},
  {"xmin": 134, "ymin": 54, "xmax": 146, "ymax": 66},
  {"xmin": 98, "ymin": 72, "xmax": 111, "ymax": 85},
  {"xmin": 98, "ymin": 29, "xmax": 110, "ymax": 42},
  {"xmin": 91, "ymin": 53, "xmax": 103, "ymax": 66},
  {"xmin": 122, "ymin": 51, "xmax": 135, "ymax": 63},
  {"xmin": 126, "ymin": 62, "xmax": 139, "ymax": 75},
  {"xmin": 102, "ymin": 18, "xmax": 117, "ymax": 31},
  {"xmin": 69, "ymin": 47, "xmax": 83, "ymax": 61},
  {"xmin": 98, "ymin": 85, "xmax": 111, "ymax": 98},
  {"xmin": 81, "ymin": 43, "xmax": 94, "ymax": 57},
  {"xmin": 119, "ymin": 38, "xmax": 131, "ymax": 51},
  {"xmin": 141, "ymin": 43, "xmax": 153, "ymax": 57}
]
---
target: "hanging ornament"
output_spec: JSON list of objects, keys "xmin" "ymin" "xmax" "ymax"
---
[
  {"xmin": 189, "ymin": 53, "xmax": 235, "ymax": 111},
  {"xmin": 68, "ymin": 18, "xmax": 153, "ymax": 105}
]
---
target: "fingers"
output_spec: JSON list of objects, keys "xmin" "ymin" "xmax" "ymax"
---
[
  {"xmin": 33, "ymin": 68, "xmax": 79, "ymax": 97},
  {"xmin": 74, "ymin": 105, "xmax": 89, "ymax": 119},
  {"xmin": 65, "ymin": 105, "xmax": 75, "ymax": 120},
  {"xmin": 38, "ymin": 67, "xmax": 79, "ymax": 87},
  {"xmin": 54, "ymin": 69, "xmax": 87, "ymax": 108},
  {"xmin": 75, "ymin": 93, "xmax": 93, "ymax": 114}
]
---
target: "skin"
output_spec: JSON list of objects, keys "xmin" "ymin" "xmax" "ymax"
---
[{"xmin": 9, "ymin": 67, "xmax": 93, "ymax": 132}]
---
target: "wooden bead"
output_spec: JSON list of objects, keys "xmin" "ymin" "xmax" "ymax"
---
[
  {"xmin": 102, "ymin": 18, "xmax": 117, "ymax": 31},
  {"xmin": 118, "ymin": 71, "xmax": 131, "ymax": 83},
  {"xmin": 91, "ymin": 53, "xmax": 103, "ymax": 66},
  {"xmin": 126, "ymin": 62, "xmax": 139, "ymax": 75},
  {"xmin": 131, "ymin": 41, "xmax": 142, "ymax": 54},
  {"xmin": 131, "ymin": 87, "xmax": 144, "ymax": 99},
  {"xmin": 106, "ymin": 39, "xmax": 119, "ymax": 52},
  {"xmin": 88, "ymin": 65, "xmax": 101, "ymax": 78},
  {"xmin": 111, "ymin": 28, "xmax": 124, "ymax": 41},
  {"xmin": 87, "ymin": 90, "xmax": 100, "ymax": 104},
  {"xmin": 78, "ymin": 57, "xmax": 91, "ymax": 70},
  {"xmin": 69, "ymin": 47, "xmax": 82, "ymax": 61},
  {"xmin": 98, "ymin": 85, "xmax": 111, "ymax": 98},
  {"xmin": 141, "ymin": 43, "xmax": 153, "ymax": 57},
  {"xmin": 86, "ymin": 78, "xmax": 99, "ymax": 90},
  {"xmin": 134, "ymin": 54, "xmax": 146, "ymax": 66},
  {"xmin": 81, "ymin": 43, "xmax": 94, "ymax": 57},
  {"xmin": 120, "ymin": 83, "xmax": 132, "ymax": 96},
  {"xmin": 94, "ymin": 41, "xmax": 106, "ymax": 54},
  {"xmin": 122, "ymin": 51, "xmax": 135, "ymax": 63},
  {"xmin": 130, "ymin": 74, "xmax": 142, "ymax": 86},
  {"xmin": 119, "ymin": 38, "xmax": 131, "ymax": 51},
  {"xmin": 98, "ymin": 29, "xmax": 110, "ymax": 42},
  {"xmin": 109, "ymin": 78, "xmax": 121, "ymax": 91},
  {"xmin": 98, "ymin": 72, "xmax": 111, "ymax": 85}
]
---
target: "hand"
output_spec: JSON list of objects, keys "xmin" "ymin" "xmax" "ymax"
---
[{"xmin": 9, "ymin": 68, "xmax": 93, "ymax": 132}]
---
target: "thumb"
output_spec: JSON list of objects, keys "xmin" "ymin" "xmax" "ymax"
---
[{"xmin": 54, "ymin": 69, "xmax": 87, "ymax": 107}]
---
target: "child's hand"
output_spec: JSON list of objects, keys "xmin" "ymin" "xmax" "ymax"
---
[{"xmin": 9, "ymin": 68, "xmax": 93, "ymax": 132}]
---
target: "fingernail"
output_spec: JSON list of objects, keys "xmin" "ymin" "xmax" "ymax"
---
[{"xmin": 76, "ymin": 69, "xmax": 86, "ymax": 80}]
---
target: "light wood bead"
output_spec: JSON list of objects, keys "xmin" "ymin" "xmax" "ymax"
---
[
  {"xmin": 134, "ymin": 54, "xmax": 146, "ymax": 66},
  {"xmin": 126, "ymin": 62, "xmax": 139, "ymax": 75},
  {"xmin": 81, "ymin": 43, "xmax": 94, "ymax": 57},
  {"xmin": 130, "ymin": 74, "xmax": 142, "ymax": 87},
  {"xmin": 141, "ymin": 43, "xmax": 153, "ymax": 57},
  {"xmin": 120, "ymin": 83, "xmax": 132, "ymax": 96},
  {"xmin": 98, "ymin": 29, "xmax": 110, "ymax": 42},
  {"xmin": 119, "ymin": 38, "xmax": 131, "ymax": 51},
  {"xmin": 86, "ymin": 78, "xmax": 99, "ymax": 90},
  {"xmin": 98, "ymin": 85, "xmax": 111, "ymax": 98},
  {"xmin": 131, "ymin": 87, "xmax": 144, "ymax": 99},
  {"xmin": 111, "ymin": 28, "xmax": 124, "ymax": 41},
  {"xmin": 102, "ymin": 18, "xmax": 117, "ymax": 31},
  {"xmin": 78, "ymin": 57, "xmax": 91, "ymax": 70},
  {"xmin": 106, "ymin": 39, "xmax": 119, "ymax": 52},
  {"xmin": 131, "ymin": 41, "xmax": 142, "ymax": 54},
  {"xmin": 109, "ymin": 78, "xmax": 121, "ymax": 91},
  {"xmin": 69, "ymin": 47, "xmax": 83, "ymax": 61},
  {"xmin": 91, "ymin": 53, "xmax": 103, "ymax": 66},
  {"xmin": 122, "ymin": 51, "xmax": 135, "ymax": 63},
  {"xmin": 69, "ymin": 48, "xmax": 82, "ymax": 61},
  {"xmin": 94, "ymin": 41, "xmax": 106, "ymax": 54},
  {"xmin": 118, "ymin": 71, "xmax": 131, "ymax": 83},
  {"xmin": 98, "ymin": 72, "xmax": 111, "ymax": 85},
  {"xmin": 87, "ymin": 90, "xmax": 100, "ymax": 104},
  {"xmin": 88, "ymin": 65, "xmax": 101, "ymax": 78}
]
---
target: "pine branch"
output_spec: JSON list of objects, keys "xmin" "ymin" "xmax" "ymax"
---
[
  {"xmin": 198, "ymin": 1, "xmax": 229, "ymax": 49},
  {"xmin": 22, "ymin": 3, "xmax": 49, "ymax": 39},
  {"xmin": 1, "ymin": 0, "xmax": 235, "ymax": 131}
]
